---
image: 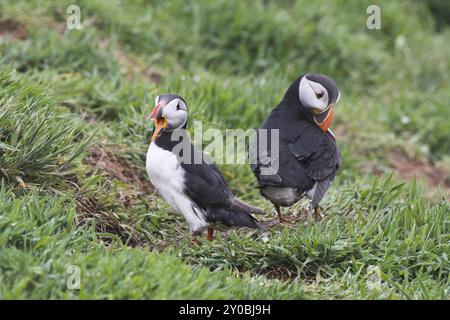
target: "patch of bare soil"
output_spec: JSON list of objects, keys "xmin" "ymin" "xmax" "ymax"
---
[
  {"xmin": 259, "ymin": 214, "xmax": 307, "ymax": 229},
  {"xmin": 264, "ymin": 266, "xmax": 297, "ymax": 281},
  {"xmin": 113, "ymin": 46, "xmax": 162, "ymax": 83},
  {"xmin": 264, "ymin": 267, "xmax": 319, "ymax": 282},
  {"xmin": 0, "ymin": 19, "xmax": 27, "ymax": 40},
  {"xmin": 388, "ymin": 150, "xmax": 450, "ymax": 191},
  {"xmin": 74, "ymin": 192, "xmax": 146, "ymax": 246},
  {"xmin": 258, "ymin": 205, "xmax": 313, "ymax": 229},
  {"xmin": 46, "ymin": 20, "xmax": 66, "ymax": 36},
  {"xmin": 84, "ymin": 146, "xmax": 153, "ymax": 196},
  {"xmin": 74, "ymin": 147, "xmax": 156, "ymax": 246},
  {"xmin": 98, "ymin": 40, "xmax": 162, "ymax": 83}
]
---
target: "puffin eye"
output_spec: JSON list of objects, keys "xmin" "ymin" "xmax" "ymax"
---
[
  {"xmin": 176, "ymin": 103, "xmax": 181, "ymax": 111},
  {"xmin": 316, "ymin": 92, "xmax": 324, "ymax": 99}
]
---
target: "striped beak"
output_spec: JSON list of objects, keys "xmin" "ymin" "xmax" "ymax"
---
[
  {"xmin": 150, "ymin": 102, "xmax": 162, "ymax": 120},
  {"xmin": 313, "ymin": 104, "xmax": 334, "ymax": 132},
  {"xmin": 150, "ymin": 103, "xmax": 166, "ymax": 140}
]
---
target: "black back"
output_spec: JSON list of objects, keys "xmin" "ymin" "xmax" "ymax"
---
[
  {"xmin": 250, "ymin": 74, "xmax": 340, "ymax": 195},
  {"xmin": 154, "ymin": 131, "xmax": 232, "ymax": 208},
  {"xmin": 154, "ymin": 130, "xmax": 262, "ymax": 228}
]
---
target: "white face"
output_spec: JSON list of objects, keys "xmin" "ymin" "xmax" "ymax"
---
[
  {"xmin": 299, "ymin": 76, "xmax": 330, "ymax": 114},
  {"xmin": 162, "ymin": 98, "xmax": 188, "ymax": 131}
]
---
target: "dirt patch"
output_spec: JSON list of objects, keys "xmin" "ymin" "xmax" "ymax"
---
[
  {"xmin": 388, "ymin": 151, "xmax": 450, "ymax": 190},
  {"xmin": 264, "ymin": 266, "xmax": 297, "ymax": 281},
  {"xmin": 98, "ymin": 40, "xmax": 162, "ymax": 83},
  {"xmin": 113, "ymin": 46, "xmax": 162, "ymax": 83},
  {"xmin": 75, "ymin": 147, "xmax": 157, "ymax": 246},
  {"xmin": 260, "ymin": 214, "xmax": 307, "ymax": 229},
  {"xmin": 74, "ymin": 193, "xmax": 148, "ymax": 246},
  {"xmin": 84, "ymin": 146, "xmax": 153, "ymax": 196},
  {"xmin": 114, "ymin": 49, "xmax": 161, "ymax": 83},
  {"xmin": 258, "ymin": 205, "xmax": 314, "ymax": 229},
  {"xmin": 46, "ymin": 20, "xmax": 67, "ymax": 36},
  {"xmin": 0, "ymin": 19, "xmax": 27, "ymax": 40}
]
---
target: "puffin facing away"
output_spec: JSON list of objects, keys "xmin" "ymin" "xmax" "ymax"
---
[
  {"xmin": 250, "ymin": 73, "xmax": 341, "ymax": 221},
  {"xmin": 146, "ymin": 94, "xmax": 263, "ymax": 242}
]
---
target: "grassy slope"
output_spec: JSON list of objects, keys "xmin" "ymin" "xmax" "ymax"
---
[{"xmin": 0, "ymin": 0, "xmax": 449, "ymax": 299}]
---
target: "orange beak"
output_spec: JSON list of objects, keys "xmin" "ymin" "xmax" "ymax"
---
[
  {"xmin": 149, "ymin": 103, "xmax": 161, "ymax": 120},
  {"xmin": 150, "ymin": 103, "xmax": 166, "ymax": 140},
  {"xmin": 314, "ymin": 105, "xmax": 334, "ymax": 132}
]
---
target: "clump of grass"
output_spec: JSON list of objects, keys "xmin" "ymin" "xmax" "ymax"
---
[
  {"xmin": 0, "ymin": 184, "xmax": 307, "ymax": 299},
  {"xmin": 73, "ymin": 171, "xmax": 186, "ymax": 247},
  {"xmin": 0, "ymin": 0, "xmax": 449, "ymax": 300},
  {"xmin": 0, "ymin": 27, "xmax": 118, "ymax": 75},
  {"xmin": 0, "ymin": 68, "xmax": 90, "ymax": 187},
  {"xmin": 184, "ymin": 177, "xmax": 450, "ymax": 299}
]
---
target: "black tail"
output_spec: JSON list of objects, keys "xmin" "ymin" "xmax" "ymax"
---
[
  {"xmin": 206, "ymin": 207, "xmax": 259, "ymax": 229},
  {"xmin": 229, "ymin": 197, "xmax": 265, "ymax": 215}
]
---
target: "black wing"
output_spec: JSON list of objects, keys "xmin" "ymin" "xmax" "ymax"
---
[
  {"xmin": 249, "ymin": 127, "xmax": 284, "ymax": 186},
  {"xmin": 181, "ymin": 160, "xmax": 232, "ymax": 207},
  {"xmin": 288, "ymin": 129, "xmax": 340, "ymax": 207},
  {"xmin": 181, "ymin": 147, "xmax": 263, "ymax": 214},
  {"xmin": 287, "ymin": 130, "xmax": 340, "ymax": 181}
]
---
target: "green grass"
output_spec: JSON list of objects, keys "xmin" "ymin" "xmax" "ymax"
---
[
  {"xmin": 0, "ymin": 0, "xmax": 449, "ymax": 299},
  {"xmin": 0, "ymin": 185, "xmax": 306, "ymax": 299},
  {"xmin": 0, "ymin": 69, "xmax": 90, "ymax": 187}
]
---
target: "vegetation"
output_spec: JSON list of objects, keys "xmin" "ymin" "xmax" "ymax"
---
[{"xmin": 0, "ymin": 0, "xmax": 448, "ymax": 299}]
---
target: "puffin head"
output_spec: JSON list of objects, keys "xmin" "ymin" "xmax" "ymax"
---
[
  {"xmin": 149, "ymin": 93, "xmax": 188, "ymax": 140},
  {"xmin": 296, "ymin": 73, "xmax": 340, "ymax": 132}
]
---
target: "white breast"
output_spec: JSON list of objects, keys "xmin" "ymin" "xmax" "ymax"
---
[{"xmin": 146, "ymin": 142, "xmax": 206, "ymax": 233}]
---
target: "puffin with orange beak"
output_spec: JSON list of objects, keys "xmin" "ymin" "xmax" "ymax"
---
[
  {"xmin": 250, "ymin": 73, "xmax": 341, "ymax": 221},
  {"xmin": 146, "ymin": 94, "xmax": 263, "ymax": 242}
]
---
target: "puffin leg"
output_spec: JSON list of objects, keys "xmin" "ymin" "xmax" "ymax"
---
[
  {"xmin": 206, "ymin": 227, "xmax": 214, "ymax": 241},
  {"xmin": 314, "ymin": 206, "xmax": 321, "ymax": 220},
  {"xmin": 274, "ymin": 204, "xmax": 285, "ymax": 223}
]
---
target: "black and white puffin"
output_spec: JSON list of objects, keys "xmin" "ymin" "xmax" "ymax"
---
[
  {"xmin": 250, "ymin": 73, "xmax": 341, "ymax": 221},
  {"xmin": 146, "ymin": 93, "xmax": 263, "ymax": 242}
]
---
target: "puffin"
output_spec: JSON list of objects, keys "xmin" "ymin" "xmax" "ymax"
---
[
  {"xmin": 250, "ymin": 73, "xmax": 341, "ymax": 221},
  {"xmin": 146, "ymin": 93, "xmax": 263, "ymax": 242}
]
